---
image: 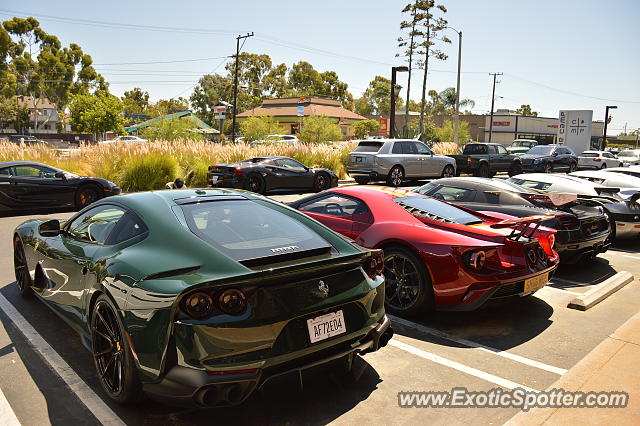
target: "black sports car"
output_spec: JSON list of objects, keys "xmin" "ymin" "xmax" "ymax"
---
[
  {"xmin": 208, "ymin": 156, "xmax": 338, "ymax": 194},
  {"xmin": 0, "ymin": 161, "xmax": 120, "ymax": 213},
  {"xmin": 520, "ymin": 144, "xmax": 578, "ymax": 173},
  {"xmin": 415, "ymin": 177, "xmax": 611, "ymax": 263}
]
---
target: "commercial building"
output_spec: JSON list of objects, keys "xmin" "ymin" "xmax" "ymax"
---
[{"xmin": 237, "ymin": 97, "xmax": 366, "ymax": 139}]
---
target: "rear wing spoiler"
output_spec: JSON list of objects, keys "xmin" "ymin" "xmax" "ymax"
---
[{"xmin": 490, "ymin": 215, "xmax": 556, "ymax": 241}]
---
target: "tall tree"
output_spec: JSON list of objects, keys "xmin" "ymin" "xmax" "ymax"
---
[
  {"xmin": 355, "ymin": 76, "xmax": 404, "ymax": 117},
  {"xmin": 190, "ymin": 74, "xmax": 234, "ymax": 124},
  {"xmin": 398, "ymin": 1, "xmax": 421, "ymax": 130},
  {"xmin": 146, "ymin": 97, "xmax": 189, "ymax": 117},
  {"xmin": 2, "ymin": 17, "xmax": 107, "ymax": 130},
  {"xmin": 416, "ymin": 1, "xmax": 451, "ymax": 134},
  {"xmin": 262, "ymin": 63, "xmax": 290, "ymax": 98},
  {"xmin": 515, "ymin": 104, "xmax": 538, "ymax": 116},
  {"xmin": 69, "ymin": 92, "xmax": 125, "ymax": 135},
  {"xmin": 428, "ymin": 87, "xmax": 475, "ymax": 115},
  {"xmin": 225, "ymin": 52, "xmax": 272, "ymax": 98},
  {"xmin": 121, "ymin": 87, "xmax": 150, "ymax": 114}
]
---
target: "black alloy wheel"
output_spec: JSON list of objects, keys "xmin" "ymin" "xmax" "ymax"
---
[
  {"xmin": 387, "ymin": 166, "xmax": 404, "ymax": 187},
  {"xmin": 91, "ymin": 296, "xmax": 141, "ymax": 403},
  {"xmin": 76, "ymin": 185, "xmax": 101, "ymax": 209},
  {"xmin": 568, "ymin": 162, "xmax": 577, "ymax": 172},
  {"xmin": 244, "ymin": 173, "xmax": 265, "ymax": 194},
  {"xmin": 383, "ymin": 246, "xmax": 433, "ymax": 317},
  {"xmin": 477, "ymin": 163, "xmax": 490, "ymax": 178},
  {"xmin": 508, "ymin": 162, "xmax": 523, "ymax": 177},
  {"xmin": 441, "ymin": 165, "xmax": 455, "ymax": 178},
  {"xmin": 13, "ymin": 237, "xmax": 33, "ymax": 297},
  {"xmin": 313, "ymin": 172, "xmax": 331, "ymax": 192},
  {"xmin": 601, "ymin": 163, "xmax": 607, "ymax": 169}
]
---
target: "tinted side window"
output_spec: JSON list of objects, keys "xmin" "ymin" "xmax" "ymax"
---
[
  {"xmin": 428, "ymin": 186, "xmax": 475, "ymax": 202},
  {"xmin": 0, "ymin": 168, "xmax": 9, "ymax": 176},
  {"xmin": 13, "ymin": 165, "xmax": 57, "ymax": 178},
  {"xmin": 67, "ymin": 205, "xmax": 126, "ymax": 244},
  {"xmin": 487, "ymin": 145, "xmax": 497, "ymax": 154},
  {"xmin": 464, "ymin": 144, "xmax": 487, "ymax": 155},
  {"xmin": 497, "ymin": 145, "xmax": 508, "ymax": 154},
  {"xmin": 402, "ymin": 142, "xmax": 417, "ymax": 154},
  {"xmin": 106, "ymin": 212, "xmax": 148, "ymax": 245},
  {"xmin": 298, "ymin": 193, "xmax": 371, "ymax": 218},
  {"xmin": 392, "ymin": 143, "xmax": 402, "ymax": 154},
  {"xmin": 274, "ymin": 158, "xmax": 306, "ymax": 171},
  {"xmin": 414, "ymin": 142, "xmax": 431, "ymax": 155}
]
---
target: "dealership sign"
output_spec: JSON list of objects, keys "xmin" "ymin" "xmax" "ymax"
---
[{"xmin": 558, "ymin": 110, "xmax": 592, "ymax": 152}]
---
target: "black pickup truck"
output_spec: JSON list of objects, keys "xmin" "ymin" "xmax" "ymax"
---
[{"xmin": 448, "ymin": 143, "xmax": 523, "ymax": 177}]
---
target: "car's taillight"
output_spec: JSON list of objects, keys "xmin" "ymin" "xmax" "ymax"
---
[
  {"xmin": 593, "ymin": 158, "xmax": 602, "ymax": 162},
  {"xmin": 234, "ymin": 167, "xmax": 244, "ymax": 176},
  {"xmin": 558, "ymin": 215, "xmax": 580, "ymax": 229},
  {"xmin": 466, "ymin": 250, "xmax": 486, "ymax": 270},
  {"xmin": 467, "ymin": 157, "xmax": 472, "ymax": 165},
  {"xmin": 364, "ymin": 250, "xmax": 384, "ymax": 279},
  {"xmin": 523, "ymin": 193, "xmax": 553, "ymax": 205},
  {"xmin": 183, "ymin": 292, "xmax": 214, "ymax": 318},
  {"xmin": 218, "ymin": 289, "xmax": 247, "ymax": 315},
  {"xmin": 548, "ymin": 233, "xmax": 555, "ymax": 249}
]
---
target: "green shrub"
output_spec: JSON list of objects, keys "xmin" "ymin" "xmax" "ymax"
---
[
  {"xmin": 239, "ymin": 116, "xmax": 284, "ymax": 142},
  {"xmin": 434, "ymin": 119, "xmax": 470, "ymax": 143},
  {"xmin": 120, "ymin": 152, "xmax": 179, "ymax": 191},
  {"xmin": 353, "ymin": 119, "xmax": 380, "ymax": 138},
  {"xmin": 140, "ymin": 118, "xmax": 206, "ymax": 142},
  {"xmin": 301, "ymin": 115, "xmax": 343, "ymax": 143}
]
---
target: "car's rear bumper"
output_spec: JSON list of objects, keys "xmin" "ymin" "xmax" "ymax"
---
[
  {"xmin": 142, "ymin": 315, "xmax": 392, "ymax": 408},
  {"xmin": 615, "ymin": 221, "xmax": 640, "ymax": 238},
  {"xmin": 347, "ymin": 168, "xmax": 384, "ymax": 180},
  {"xmin": 555, "ymin": 231, "xmax": 610, "ymax": 263}
]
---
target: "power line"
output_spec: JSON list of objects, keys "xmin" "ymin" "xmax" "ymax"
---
[{"xmin": 94, "ymin": 56, "xmax": 230, "ymax": 66}]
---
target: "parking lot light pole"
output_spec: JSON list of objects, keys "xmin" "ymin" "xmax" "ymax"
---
[
  {"xmin": 445, "ymin": 27, "xmax": 462, "ymax": 144},
  {"xmin": 390, "ymin": 66, "xmax": 409, "ymax": 138},
  {"xmin": 602, "ymin": 105, "xmax": 617, "ymax": 150},
  {"xmin": 231, "ymin": 32, "xmax": 254, "ymax": 143}
]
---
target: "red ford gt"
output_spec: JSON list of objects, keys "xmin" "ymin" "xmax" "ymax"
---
[{"xmin": 289, "ymin": 186, "xmax": 559, "ymax": 316}]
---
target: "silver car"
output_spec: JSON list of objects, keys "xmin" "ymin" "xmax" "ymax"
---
[
  {"xmin": 347, "ymin": 139, "xmax": 456, "ymax": 186},
  {"xmin": 616, "ymin": 149, "xmax": 640, "ymax": 167}
]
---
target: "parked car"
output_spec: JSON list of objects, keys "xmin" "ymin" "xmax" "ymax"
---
[
  {"xmin": 0, "ymin": 161, "xmax": 120, "ymax": 212},
  {"xmin": 448, "ymin": 142, "xmax": 523, "ymax": 177},
  {"xmin": 346, "ymin": 139, "xmax": 456, "ymax": 186},
  {"xmin": 507, "ymin": 139, "xmax": 539, "ymax": 155},
  {"xmin": 569, "ymin": 170, "xmax": 640, "ymax": 190},
  {"xmin": 100, "ymin": 135, "xmax": 148, "ymax": 144},
  {"xmin": 616, "ymin": 149, "xmax": 640, "ymax": 167},
  {"xmin": 520, "ymin": 144, "xmax": 578, "ymax": 173},
  {"xmin": 249, "ymin": 134, "xmax": 300, "ymax": 147},
  {"xmin": 508, "ymin": 173, "xmax": 640, "ymax": 239},
  {"xmin": 414, "ymin": 177, "xmax": 611, "ymax": 263},
  {"xmin": 577, "ymin": 151, "xmax": 622, "ymax": 170},
  {"xmin": 13, "ymin": 189, "xmax": 392, "ymax": 407},
  {"xmin": 289, "ymin": 186, "xmax": 559, "ymax": 316},
  {"xmin": 208, "ymin": 156, "xmax": 338, "ymax": 194},
  {"xmin": 597, "ymin": 166, "xmax": 640, "ymax": 179},
  {"xmin": 8, "ymin": 134, "xmax": 45, "ymax": 145}
]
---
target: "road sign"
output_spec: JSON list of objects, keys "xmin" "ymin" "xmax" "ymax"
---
[
  {"xmin": 558, "ymin": 110, "xmax": 592, "ymax": 153},
  {"xmin": 214, "ymin": 105, "xmax": 226, "ymax": 113},
  {"xmin": 215, "ymin": 113, "xmax": 226, "ymax": 120},
  {"xmin": 297, "ymin": 105, "xmax": 305, "ymax": 117}
]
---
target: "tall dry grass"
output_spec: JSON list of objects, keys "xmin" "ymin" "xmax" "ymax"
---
[
  {"xmin": 0, "ymin": 140, "xmax": 357, "ymax": 191},
  {"xmin": 431, "ymin": 141, "xmax": 462, "ymax": 155}
]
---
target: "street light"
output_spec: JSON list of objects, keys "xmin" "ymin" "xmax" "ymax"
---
[
  {"xmin": 602, "ymin": 105, "xmax": 618, "ymax": 150},
  {"xmin": 444, "ymin": 26, "xmax": 462, "ymax": 144},
  {"xmin": 390, "ymin": 66, "xmax": 409, "ymax": 138}
]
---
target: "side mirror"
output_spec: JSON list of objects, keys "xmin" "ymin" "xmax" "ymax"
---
[
  {"xmin": 552, "ymin": 152, "xmax": 558, "ymax": 156},
  {"xmin": 39, "ymin": 219, "xmax": 61, "ymax": 237},
  {"xmin": 54, "ymin": 171, "xmax": 66, "ymax": 180}
]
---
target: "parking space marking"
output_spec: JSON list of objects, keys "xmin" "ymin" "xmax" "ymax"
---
[
  {"xmin": 389, "ymin": 339, "xmax": 539, "ymax": 393},
  {"xmin": 0, "ymin": 388, "xmax": 20, "ymax": 426},
  {"xmin": 389, "ymin": 315, "xmax": 568, "ymax": 375},
  {"xmin": 0, "ymin": 294, "xmax": 125, "ymax": 426}
]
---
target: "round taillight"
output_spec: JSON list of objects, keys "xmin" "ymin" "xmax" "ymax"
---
[
  {"xmin": 548, "ymin": 234, "xmax": 555, "ymax": 249},
  {"xmin": 218, "ymin": 289, "xmax": 247, "ymax": 315},
  {"xmin": 469, "ymin": 251, "xmax": 486, "ymax": 270},
  {"xmin": 184, "ymin": 292, "xmax": 213, "ymax": 318}
]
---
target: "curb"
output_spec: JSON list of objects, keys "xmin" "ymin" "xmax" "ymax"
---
[{"xmin": 567, "ymin": 271, "xmax": 634, "ymax": 311}]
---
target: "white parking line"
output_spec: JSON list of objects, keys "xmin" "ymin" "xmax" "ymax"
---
[
  {"xmin": 0, "ymin": 294, "xmax": 125, "ymax": 426},
  {"xmin": 389, "ymin": 339, "xmax": 539, "ymax": 393},
  {"xmin": 389, "ymin": 315, "xmax": 568, "ymax": 375},
  {"xmin": 0, "ymin": 388, "xmax": 20, "ymax": 426}
]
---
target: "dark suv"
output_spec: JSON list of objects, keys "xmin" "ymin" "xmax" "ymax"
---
[{"xmin": 520, "ymin": 144, "xmax": 578, "ymax": 173}]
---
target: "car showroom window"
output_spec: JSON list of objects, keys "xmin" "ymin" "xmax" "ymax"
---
[
  {"xmin": 298, "ymin": 193, "xmax": 370, "ymax": 217},
  {"xmin": 67, "ymin": 205, "xmax": 127, "ymax": 244},
  {"xmin": 13, "ymin": 165, "xmax": 57, "ymax": 178},
  {"xmin": 275, "ymin": 158, "xmax": 306, "ymax": 171}
]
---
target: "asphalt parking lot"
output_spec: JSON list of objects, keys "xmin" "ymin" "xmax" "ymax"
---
[{"xmin": 0, "ymin": 184, "xmax": 638, "ymax": 425}]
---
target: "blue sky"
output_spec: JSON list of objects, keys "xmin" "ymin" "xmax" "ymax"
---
[{"xmin": 2, "ymin": 0, "xmax": 638, "ymax": 134}]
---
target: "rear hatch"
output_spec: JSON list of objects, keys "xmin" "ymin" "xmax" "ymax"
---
[
  {"xmin": 208, "ymin": 162, "xmax": 249, "ymax": 184},
  {"xmin": 578, "ymin": 152, "xmax": 601, "ymax": 167},
  {"xmin": 349, "ymin": 141, "xmax": 384, "ymax": 169}
]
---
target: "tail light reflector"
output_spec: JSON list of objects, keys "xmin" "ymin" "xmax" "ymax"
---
[
  {"xmin": 365, "ymin": 250, "xmax": 384, "ymax": 279},
  {"xmin": 593, "ymin": 158, "xmax": 602, "ymax": 162}
]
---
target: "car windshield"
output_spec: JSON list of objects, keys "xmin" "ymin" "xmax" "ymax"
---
[
  {"xmin": 180, "ymin": 200, "xmax": 331, "ymax": 263},
  {"xmin": 394, "ymin": 196, "xmax": 482, "ymax": 225},
  {"xmin": 527, "ymin": 145, "xmax": 554, "ymax": 155},
  {"xmin": 618, "ymin": 150, "xmax": 639, "ymax": 157},
  {"xmin": 354, "ymin": 141, "xmax": 384, "ymax": 153}
]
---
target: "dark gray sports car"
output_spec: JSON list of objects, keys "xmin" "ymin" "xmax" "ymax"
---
[{"xmin": 208, "ymin": 156, "xmax": 338, "ymax": 194}]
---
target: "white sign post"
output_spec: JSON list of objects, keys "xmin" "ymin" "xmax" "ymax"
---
[{"xmin": 558, "ymin": 110, "xmax": 593, "ymax": 154}]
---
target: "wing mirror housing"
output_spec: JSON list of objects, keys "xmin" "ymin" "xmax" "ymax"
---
[
  {"xmin": 54, "ymin": 171, "xmax": 66, "ymax": 180},
  {"xmin": 552, "ymin": 152, "xmax": 558, "ymax": 156},
  {"xmin": 39, "ymin": 219, "xmax": 61, "ymax": 237}
]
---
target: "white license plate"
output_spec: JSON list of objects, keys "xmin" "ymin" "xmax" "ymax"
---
[
  {"xmin": 211, "ymin": 175, "xmax": 219, "ymax": 182},
  {"xmin": 524, "ymin": 272, "xmax": 549, "ymax": 293},
  {"xmin": 307, "ymin": 310, "xmax": 346, "ymax": 343}
]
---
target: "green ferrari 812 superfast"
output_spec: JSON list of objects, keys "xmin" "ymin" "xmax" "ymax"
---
[{"xmin": 13, "ymin": 189, "xmax": 391, "ymax": 407}]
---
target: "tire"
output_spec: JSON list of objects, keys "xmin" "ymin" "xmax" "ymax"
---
[
  {"xmin": 619, "ymin": 163, "xmax": 624, "ymax": 168},
  {"xmin": 508, "ymin": 162, "xmax": 523, "ymax": 177},
  {"xmin": 382, "ymin": 245, "xmax": 434, "ymax": 317},
  {"xmin": 313, "ymin": 172, "xmax": 331, "ymax": 192},
  {"xmin": 386, "ymin": 166, "xmax": 404, "ymax": 187},
  {"xmin": 75, "ymin": 184, "xmax": 101, "ymax": 209},
  {"xmin": 441, "ymin": 165, "xmax": 455, "ymax": 178},
  {"xmin": 476, "ymin": 163, "xmax": 490, "ymax": 178},
  {"xmin": 543, "ymin": 162, "xmax": 553, "ymax": 173},
  {"xmin": 91, "ymin": 295, "xmax": 142, "ymax": 404},
  {"xmin": 568, "ymin": 162, "xmax": 577, "ymax": 172},
  {"xmin": 244, "ymin": 173, "xmax": 265, "ymax": 194},
  {"xmin": 354, "ymin": 177, "xmax": 369, "ymax": 185},
  {"xmin": 600, "ymin": 163, "xmax": 607, "ymax": 169},
  {"xmin": 13, "ymin": 237, "xmax": 33, "ymax": 297},
  {"xmin": 604, "ymin": 211, "xmax": 616, "ymax": 242}
]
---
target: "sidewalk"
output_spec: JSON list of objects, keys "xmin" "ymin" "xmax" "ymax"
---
[{"xmin": 506, "ymin": 312, "xmax": 640, "ymax": 425}]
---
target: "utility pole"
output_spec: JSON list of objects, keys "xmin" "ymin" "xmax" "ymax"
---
[
  {"xmin": 488, "ymin": 72, "xmax": 502, "ymax": 143},
  {"xmin": 444, "ymin": 27, "xmax": 462, "ymax": 144},
  {"xmin": 231, "ymin": 32, "xmax": 254, "ymax": 143},
  {"xmin": 602, "ymin": 105, "xmax": 617, "ymax": 150}
]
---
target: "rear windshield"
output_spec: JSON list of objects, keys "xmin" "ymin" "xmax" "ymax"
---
[
  {"xmin": 580, "ymin": 152, "xmax": 599, "ymax": 157},
  {"xmin": 618, "ymin": 150, "xmax": 640, "ymax": 157},
  {"xmin": 354, "ymin": 141, "xmax": 384, "ymax": 153},
  {"xmin": 395, "ymin": 196, "xmax": 482, "ymax": 225},
  {"xmin": 181, "ymin": 200, "xmax": 330, "ymax": 262},
  {"xmin": 463, "ymin": 144, "xmax": 487, "ymax": 155}
]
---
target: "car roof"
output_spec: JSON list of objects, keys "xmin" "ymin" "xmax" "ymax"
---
[
  {"xmin": 0, "ymin": 160, "xmax": 58, "ymax": 168},
  {"xmin": 429, "ymin": 177, "xmax": 529, "ymax": 193}
]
